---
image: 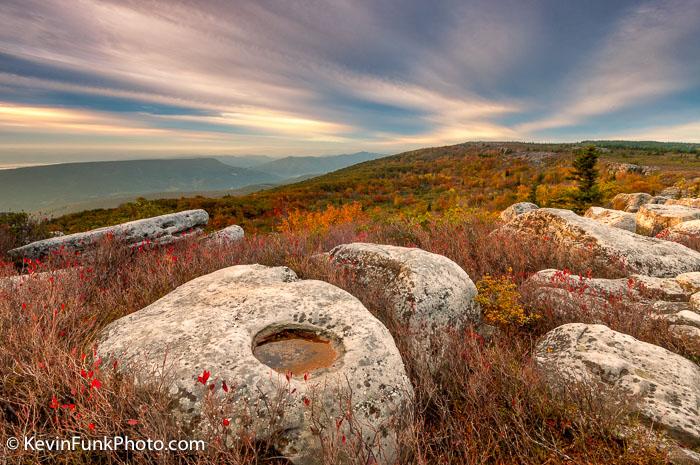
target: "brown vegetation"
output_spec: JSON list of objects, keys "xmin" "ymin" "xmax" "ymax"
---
[{"xmin": 0, "ymin": 212, "xmax": 680, "ymax": 464}]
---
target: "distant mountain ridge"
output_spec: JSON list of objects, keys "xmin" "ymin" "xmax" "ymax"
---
[
  {"xmin": 0, "ymin": 152, "xmax": 386, "ymax": 214},
  {"xmin": 0, "ymin": 158, "xmax": 280, "ymax": 213},
  {"xmin": 253, "ymin": 152, "xmax": 385, "ymax": 178}
]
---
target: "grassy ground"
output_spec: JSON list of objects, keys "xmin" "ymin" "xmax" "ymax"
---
[{"xmin": 1, "ymin": 211, "xmax": 693, "ymax": 464}]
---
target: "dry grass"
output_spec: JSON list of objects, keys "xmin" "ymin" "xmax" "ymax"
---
[{"xmin": 0, "ymin": 217, "xmax": 679, "ymax": 464}]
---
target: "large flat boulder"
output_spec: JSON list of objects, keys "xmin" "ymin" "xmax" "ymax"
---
[
  {"xmin": 535, "ymin": 323, "xmax": 700, "ymax": 447},
  {"xmin": 8, "ymin": 210, "xmax": 209, "ymax": 260},
  {"xmin": 500, "ymin": 202, "xmax": 539, "ymax": 223},
  {"xmin": 97, "ymin": 265, "xmax": 412, "ymax": 465},
  {"xmin": 323, "ymin": 243, "xmax": 480, "ymax": 335},
  {"xmin": 584, "ymin": 207, "xmax": 636, "ymax": 232},
  {"xmin": 637, "ymin": 204, "xmax": 700, "ymax": 237},
  {"xmin": 499, "ymin": 208, "xmax": 700, "ymax": 277}
]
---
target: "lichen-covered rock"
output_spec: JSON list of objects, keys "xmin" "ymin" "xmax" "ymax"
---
[
  {"xmin": 535, "ymin": 323, "xmax": 700, "ymax": 447},
  {"xmin": 499, "ymin": 202, "xmax": 539, "ymax": 223},
  {"xmin": 525, "ymin": 269, "xmax": 692, "ymax": 303},
  {"xmin": 324, "ymin": 243, "xmax": 480, "ymax": 335},
  {"xmin": 666, "ymin": 198, "xmax": 700, "ymax": 209},
  {"xmin": 676, "ymin": 273, "xmax": 700, "ymax": 294},
  {"xmin": 667, "ymin": 310, "xmax": 700, "ymax": 329},
  {"xmin": 636, "ymin": 204, "xmax": 700, "ymax": 237},
  {"xmin": 9, "ymin": 210, "xmax": 209, "ymax": 260},
  {"xmin": 610, "ymin": 193, "xmax": 653, "ymax": 213},
  {"xmin": 691, "ymin": 293, "xmax": 700, "ymax": 312},
  {"xmin": 607, "ymin": 162, "xmax": 658, "ymax": 177},
  {"xmin": 660, "ymin": 220, "xmax": 700, "ymax": 243},
  {"xmin": 97, "ymin": 265, "xmax": 412, "ymax": 465},
  {"xmin": 206, "ymin": 224, "xmax": 244, "ymax": 243},
  {"xmin": 522, "ymin": 269, "xmax": 695, "ymax": 321},
  {"xmin": 498, "ymin": 209, "xmax": 700, "ymax": 277},
  {"xmin": 584, "ymin": 207, "xmax": 636, "ymax": 232}
]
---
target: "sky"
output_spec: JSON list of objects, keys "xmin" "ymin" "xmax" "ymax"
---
[{"xmin": 1, "ymin": 0, "xmax": 700, "ymax": 165}]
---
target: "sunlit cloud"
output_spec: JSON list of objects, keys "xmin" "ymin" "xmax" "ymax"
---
[{"xmin": 0, "ymin": 0, "xmax": 699, "ymax": 163}]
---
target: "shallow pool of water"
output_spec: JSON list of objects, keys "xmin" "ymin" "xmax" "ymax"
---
[{"xmin": 253, "ymin": 329, "xmax": 337, "ymax": 375}]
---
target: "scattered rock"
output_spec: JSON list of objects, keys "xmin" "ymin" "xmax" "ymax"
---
[
  {"xmin": 97, "ymin": 265, "xmax": 412, "ymax": 465},
  {"xmin": 535, "ymin": 323, "xmax": 700, "ymax": 447},
  {"xmin": 607, "ymin": 162, "xmax": 658, "ymax": 177},
  {"xmin": 522, "ymin": 269, "xmax": 696, "ymax": 321},
  {"xmin": 666, "ymin": 198, "xmax": 700, "ymax": 209},
  {"xmin": 660, "ymin": 187, "xmax": 683, "ymax": 199},
  {"xmin": 500, "ymin": 202, "xmax": 539, "ymax": 223},
  {"xmin": 660, "ymin": 220, "xmax": 700, "ymax": 243},
  {"xmin": 584, "ymin": 207, "xmax": 636, "ymax": 232},
  {"xmin": 498, "ymin": 208, "xmax": 700, "ymax": 277},
  {"xmin": 323, "ymin": 243, "xmax": 480, "ymax": 336},
  {"xmin": 637, "ymin": 204, "xmax": 700, "ymax": 236},
  {"xmin": 691, "ymin": 293, "xmax": 700, "ymax": 312},
  {"xmin": 668, "ymin": 446, "xmax": 700, "ymax": 465},
  {"xmin": 610, "ymin": 193, "xmax": 653, "ymax": 213},
  {"xmin": 525, "ymin": 269, "xmax": 693, "ymax": 303},
  {"xmin": 676, "ymin": 273, "xmax": 700, "ymax": 294},
  {"xmin": 667, "ymin": 310, "xmax": 700, "ymax": 329},
  {"xmin": 8, "ymin": 210, "xmax": 209, "ymax": 261},
  {"xmin": 206, "ymin": 224, "xmax": 244, "ymax": 243}
]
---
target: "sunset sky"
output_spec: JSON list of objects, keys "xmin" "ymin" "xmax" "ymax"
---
[{"xmin": 1, "ymin": 0, "xmax": 700, "ymax": 164}]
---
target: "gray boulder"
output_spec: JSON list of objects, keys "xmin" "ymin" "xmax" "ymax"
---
[
  {"xmin": 610, "ymin": 193, "xmax": 653, "ymax": 213},
  {"xmin": 9, "ymin": 210, "xmax": 209, "ymax": 260},
  {"xmin": 97, "ymin": 265, "xmax": 412, "ymax": 465},
  {"xmin": 607, "ymin": 162, "xmax": 657, "ymax": 177},
  {"xmin": 499, "ymin": 202, "xmax": 539, "ymax": 223},
  {"xmin": 498, "ymin": 208, "xmax": 700, "ymax": 277},
  {"xmin": 666, "ymin": 198, "xmax": 700, "ymax": 209},
  {"xmin": 660, "ymin": 220, "xmax": 700, "ymax": 243},
  {"xmin": 535, "ymin": 323, "xmax": 700, "ymax": 447},
  {"xmin": 206, "ymin": 224, "xmax": 244, "ymax": 243},
  {"xmin": 584, "ymin": 207, "xmax": 636, "ymax": 232},
  {"xmin": 323, "ymin": 243, "xmax": 480, "ymax": 335},
  {"xmin": 636, "ymin": 204, "xmax": 700, "ymax": 236}
]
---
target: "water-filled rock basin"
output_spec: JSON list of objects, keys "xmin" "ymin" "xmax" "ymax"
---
[{"xmin": 253, "ymin": 328, "xmax": 338, "ymax": 375}]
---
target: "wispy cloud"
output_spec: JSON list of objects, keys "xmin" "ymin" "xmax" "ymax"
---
[
  {"xmin": 518, "ymin": 0, "xmax": 700, "ymax": 134},
  {"xmin": 0, "ymin": 0, "xmax": 699, "ymax": 161}
]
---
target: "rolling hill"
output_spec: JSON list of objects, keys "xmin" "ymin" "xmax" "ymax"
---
[
  {"xmin": 44, "ymin": 141, "xmax": 700, "ymax": 234},
  {"xmin": 0, "ymin": 158, "xmax": 280, "ymax": 213}
]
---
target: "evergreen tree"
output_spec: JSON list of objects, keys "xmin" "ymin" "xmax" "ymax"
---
[
  {"xmin": 568, "ymin": 145, "xmax": 601, "ymax": 211},
  {"xmin": 528, "ymin": 173, "xmax": 544, "ymax": 205}
]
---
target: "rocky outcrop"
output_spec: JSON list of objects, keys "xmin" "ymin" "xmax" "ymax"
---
[
  {"xmin": 522, "ymin": 269, "xmax": 697, "ymax": 322},
  {"xmin": 498, "ymin": 208, "xmax": 700, "ymax": 277},
  {"xmin": 607, "ymin": 162, "xmax": 658, "ymax": 177},
  {"xmin": 8, "ymin": 210, "xmax": 209, "ymax": 261},
  {"xmin": 660, "ymin": 220, "xmax": 700, "ymax": 243},
  {"xmin": 666, "ymin": 198, "xmax": 700, "ymax": 209},
  {"xmin": 676, "ymin": 273, "xmax": 700, "ymax": 294},
  {"xmin": 636, "ymin": 204, "xmax": 700, "ymax": 236},
  {"xmin": 97, "ymin": 265, "xmax": 412, "ymax": 465},
  {"xmin": 610, "ymin": 193, "xmax": 653, "ymax": 213},
  {"xmin": 535, "ymin": 323, "xmax": 700, "ymax": 447},
  {"xmin": 584, "ymin": 207, "xmax": 636, "ymax": 232},
  {"xmin": 206, "ymin": 224, "xmax": 244, "ymax": 243},
  {"xmin": 322, "ymin": 243, "xmax": 480, "ymax": 336},
  {"xmin": 499, "ymin": 202, "xmax": 539, "ymax": 223}
]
